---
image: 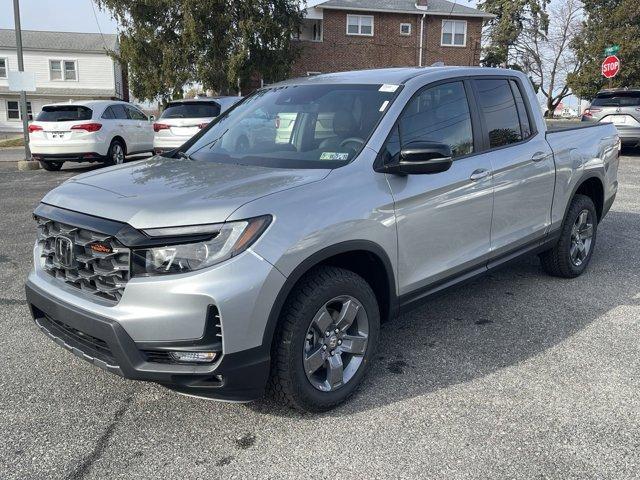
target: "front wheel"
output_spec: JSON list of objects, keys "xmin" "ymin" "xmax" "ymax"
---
[
  {"xmin": 540, "ymin": 194, "xmax": 598, "ymax": 278},
  {"xmin": 269, "ymin": 266, "xmax": 380, "ymax": 412}
]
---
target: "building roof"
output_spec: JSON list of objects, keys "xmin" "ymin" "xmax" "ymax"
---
[
  {"xmin": 315, "ymin": 0, "xmax": 494, "ymax": 18},
  {"xmin": 0, "ymin": 86, "xmax": 118, "ymax": 98},
  {"xmin": 0, "ymin": 29, "xmax": 118, "ymax": 53}
]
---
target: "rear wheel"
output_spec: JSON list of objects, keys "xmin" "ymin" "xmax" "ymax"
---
[
  {"xmin": 105, "ymin": 139, "xmax": 126, "ymax": 166},
  {"xmin": 39, "ymin": 161, "xmax": 63, "ymax": 171},
  {"xmin": 269, "ymin": 266, "xmax": 380, "ymax": 412},
  {"xmin": 540, "ymin": 194, "xmax": 598, "ymax": 278}
]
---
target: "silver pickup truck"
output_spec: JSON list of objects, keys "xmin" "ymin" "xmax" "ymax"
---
[{"xmin": 25, "ymin": 67, "xmax": 619, "ymax": 411}]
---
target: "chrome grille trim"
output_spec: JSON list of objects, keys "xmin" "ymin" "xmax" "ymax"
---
[{"xmin": 36, "ymin": 216, "xmax": 131, "ymax": 303}]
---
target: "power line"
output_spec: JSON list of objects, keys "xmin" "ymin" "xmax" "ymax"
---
[{"xmin": 89, "ymin": 0, "xmax": 110, "ymax": 51}]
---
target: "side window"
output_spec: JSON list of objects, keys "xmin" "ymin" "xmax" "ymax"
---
[
  {"xmin": 398, "ymin": 81, "xmax": 474, "ymax": 158},
  {"xmin": 474, "ymin": 79, "xmax": 522, "ymax": 148},
  {"xmin": 510, "ymin": 80, "xmax": 532, "ymax": 139},
  {"xmin": 101, "ymin": 107, "xmax": 115, "ymax": 119},
  {"xmin": 111, "ymin": 104, "xmax": 129, "ymax": 120}
]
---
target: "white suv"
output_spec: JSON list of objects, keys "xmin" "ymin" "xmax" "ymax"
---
[
  {"xmin": 153, "ymin": 97, "xmax": 241, "ymax": 154},
  {"xmin": 29, "ymin": 100, "xmax": 154, "ymax": 171}
]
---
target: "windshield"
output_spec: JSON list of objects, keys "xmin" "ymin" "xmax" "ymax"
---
[
  {"xmin": 36, "ymin": 105, "xmax": 93, "ymax": 122},
  {"xmin": 591, "ymin": 92, "xmax": 640, "ymax": 107},
  {"xmin": 160, "ymin": 102, "xmax": 221, "ymax": 119},
  {"xmin": 185, "ymin": 84, "xmax": 400, "ymax": 169}
]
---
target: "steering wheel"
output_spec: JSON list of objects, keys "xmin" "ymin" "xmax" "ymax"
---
[{"xmin": 340, "ymin": 137, "xmax": 365, "ymax": 149}]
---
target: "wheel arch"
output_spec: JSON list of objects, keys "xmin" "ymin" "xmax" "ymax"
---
[
  {"xmin": 262, "ymin": 240, "xmax": 398, "ymax": 350},
  {"xmin": 110, "ymin": 135, "xmax": 127, "ymax": 155},
  {"xmin": 568, "ymin": 173, "xmax": 605, "ymax": 222}
]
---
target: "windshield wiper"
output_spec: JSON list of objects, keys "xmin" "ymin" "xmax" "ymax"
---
[{"xmin": 176, "ymin": 150, "xmax": 194, "ymax": 161}]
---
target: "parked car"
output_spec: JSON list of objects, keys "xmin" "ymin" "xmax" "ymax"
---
[
  {"xmin": 582, "ymin": 88, "xmax": 640, "ymax": 146},
  {"xmin": 29, "ymin": 100, "xmax": 154, "ymax": 171},
  {"xmin": 153, "ymin": 97, "xmax": 241, "ymax": 154},
  {"xmin": 26, "ymin": 67, "xmax": 619, "ymax": 411}
]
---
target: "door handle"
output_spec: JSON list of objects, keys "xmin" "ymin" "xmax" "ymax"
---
[
  {"xmin": 531, "ymin": 151, "xmax": 549, "ymax": 162},
  {"xmin": 470, "ymin": 169, "xmax": 490, "ymax": 181}
]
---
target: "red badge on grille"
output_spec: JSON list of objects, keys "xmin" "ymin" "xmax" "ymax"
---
[{"xmin": 90, "ymin": 242, "xmax": 112, "ymax": 254}]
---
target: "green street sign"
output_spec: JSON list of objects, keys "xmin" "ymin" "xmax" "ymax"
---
[{"xmin": 605, "ymin": 45, "xmax": 620, "ymax": 55}]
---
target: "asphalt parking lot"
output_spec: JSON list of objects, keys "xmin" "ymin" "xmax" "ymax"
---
[{"xmin": 1, "ymin": 153, "xmax": 639, "ymax": 479}]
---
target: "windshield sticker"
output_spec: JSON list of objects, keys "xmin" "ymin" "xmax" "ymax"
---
[
  {"xmin": 320, "ymin": 152, "xmax": 349, "ymax": 161},
  {"xmin": 379, "ymin": 100, "xmax": 390, "ymax": 112},
  {"xmin": 379, "ymin": 84, "xmax": 399, "ymax": 93}
]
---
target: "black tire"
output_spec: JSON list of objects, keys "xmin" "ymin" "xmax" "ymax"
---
[
  {"xmin": 105, "ymin": 139, "xmax": 126, "ymax": 166},
  {"xmin": 39, "ymin": 161, "xmax": 63, "ymax": 171},
  {"xmin": 540, "ymin": 194, "xmax": 598, "ymax": 278},
  {"xmin": 269, "ymin": 266, "xmax": 380, "ymax": 412}
]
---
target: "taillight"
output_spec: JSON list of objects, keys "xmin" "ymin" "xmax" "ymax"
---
[
  {"xmin": 153, "ymin": 123, "xmax": 170, "ymax": 132},
  {"xmin": 28, "ymin": 124, "xmax": 43, "ymax": 133},
  {"xmin": 71, "ymin": 123, "xmax": 102, "ymax": 132},
  {"xmin": 198, "ymin": 122, "xmax": 209, "ymax": 129},
  {"xmin": 275, "ymin": 115, "xmax": 281, "ymax": 129}
]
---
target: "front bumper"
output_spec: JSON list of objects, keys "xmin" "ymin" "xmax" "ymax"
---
[
  {"xmin": 26, "ymin": 281, "xmax": 271, "ymax": 401},
  {"xmin": 614, "ymin": 126, "xmax": 640, "ymax": 145}
]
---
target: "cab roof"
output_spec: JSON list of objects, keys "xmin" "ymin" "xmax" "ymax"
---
[{"xmin": 270, "ymin": 66, "xmax": 519, "ymax": 88}]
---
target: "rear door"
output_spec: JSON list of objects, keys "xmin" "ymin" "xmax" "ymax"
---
[
  {"xmin": 471, "ymin": 78, "xmax": 555, "ymax": 257},
  {"xmin": 110, "ymin": 104, "xmax": 136, "ymax": 151},
  {"xmin": 385, "ymin": 80, "xmax": 494, "ymax": 295}
]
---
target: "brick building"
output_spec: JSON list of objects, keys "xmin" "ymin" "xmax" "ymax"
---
[{"xmin": 292, "ymin": 0, "xmax": 493, "ymax": 77}]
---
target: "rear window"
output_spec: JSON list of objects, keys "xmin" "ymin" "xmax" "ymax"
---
[
  {"xmin": 591, "ymin": 92, "xmax": 640, "ymax": 107},
  {"xmin": 160, "ymin": 102, "xmax": 221, "ymax": 119},
  {"xmin": 36, "ymin": 105, "xmax": 93, "ymax": 122}
]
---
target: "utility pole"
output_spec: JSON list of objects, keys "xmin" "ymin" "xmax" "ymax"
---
[{"xmin": 13, "ymin": 0, "xmax": 31, "ymax": 161}]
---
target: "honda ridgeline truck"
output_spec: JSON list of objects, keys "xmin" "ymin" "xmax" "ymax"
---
[{"xmin": 26, "ymin": 68, "xmax": 619, "ymax": 411}]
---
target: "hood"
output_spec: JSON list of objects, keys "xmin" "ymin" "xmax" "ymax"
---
[{"xmin": 42, "ymin": 156, "xmax": 330, "ymax": 229}]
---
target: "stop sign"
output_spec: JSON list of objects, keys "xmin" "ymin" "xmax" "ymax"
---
[{"xmin": 602, "ymin": 55, "xmax": 620, "ymax": 78}]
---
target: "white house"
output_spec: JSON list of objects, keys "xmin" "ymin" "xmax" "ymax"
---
[{"xmin": 0, "ymin": 29, "xmax": 127, "ymax": 132}]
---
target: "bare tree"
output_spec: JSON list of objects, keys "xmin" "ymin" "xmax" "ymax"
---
[{"xmin": 514, "ymin": 0, "xmax": 583, "ymax": 117}]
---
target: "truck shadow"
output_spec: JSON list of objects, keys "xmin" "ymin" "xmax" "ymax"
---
[{"xmin": 250, "ymin": 210, "xmax": 640, "ymax": 417}]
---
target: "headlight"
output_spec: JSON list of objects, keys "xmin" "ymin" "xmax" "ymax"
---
[{"xmin": 131, "ymin": 215, "xmax": 271, "ymax": 276}]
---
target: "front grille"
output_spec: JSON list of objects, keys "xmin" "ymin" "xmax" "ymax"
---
[
  {"xmin": 36, "ymin": 216, "xmax": 130, "ymax": 302},
  {"xmin": 38, "ymin": 314, "xmax": 117, "ymax": 366}
]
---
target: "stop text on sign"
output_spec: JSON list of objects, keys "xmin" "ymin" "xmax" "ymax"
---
[{"xmin": 602, "ymin": 55, "xmax": 620, "ymax": 79}]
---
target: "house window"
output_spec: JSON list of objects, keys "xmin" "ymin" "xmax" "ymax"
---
[
  {"xmin": 441, "ymin": 20, "xmax": 467, "ymax": 46},
  {"xmin": 7, "ymin": 100, "xmax": 33, "ymax": 121},
  {"xmin": 0, "ymin": 58, "xmax": 7, "ymax": 78},
  {"xmin": 400, "ymin": 23, "xmax": 411, "ymax": 36},
  {"xmin": 49, "ymin": 60, "xmax": 77, "ymax": 81},
  {"xmin": 347, "ymin": 14, "xmax": 374, "ymax": 36}
]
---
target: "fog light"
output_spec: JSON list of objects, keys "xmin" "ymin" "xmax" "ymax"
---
[{"xmin": 169, "ymin": 351, "xmax": 218, "ymax": 363}]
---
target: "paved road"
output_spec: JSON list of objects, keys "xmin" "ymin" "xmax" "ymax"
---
[{"xmin": 1, "ymin": 153, "xmax": 639, "ymax": 479}]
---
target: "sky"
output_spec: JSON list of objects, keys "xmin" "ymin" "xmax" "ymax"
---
[{"xmin": 0, "ymin": 0, "xmax": 118, "ymax": 33}]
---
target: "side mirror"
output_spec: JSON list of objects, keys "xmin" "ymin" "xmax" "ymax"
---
[
  {"xmin": 149, "ymin": 115, "xmax": 156, "ymax": 122},
  {"xmin": 385, "ymin": 141, "xmax": 453, "ymax": 175}
]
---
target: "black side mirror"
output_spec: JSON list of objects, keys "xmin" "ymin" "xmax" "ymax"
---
[{"xmin": 385, "ymin": 141, "xmax": 453, "ymax": 175}]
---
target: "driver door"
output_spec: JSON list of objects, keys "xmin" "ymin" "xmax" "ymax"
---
[{"xmin": 384, "ymin": 80, "xmax": 494, "ymax": 296}]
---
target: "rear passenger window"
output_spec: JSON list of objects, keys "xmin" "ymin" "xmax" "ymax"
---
[
  {"xmin": 398, "ymin": 81, "xmax": 474, "ymax": 158},
  {"xmin": 474, "ymin": 79, "xmax": 522, "ymax": 148},
  {"xmin": 101, "ymin": 107, "xmax": 115, "ymax": 119},
  {"xmin": 510, "ymin": 80, "xmax": 532, "ymax": 139},
  {"xmin": 111, "ymin": 104, "xmax": 129, "ymax": 120}
]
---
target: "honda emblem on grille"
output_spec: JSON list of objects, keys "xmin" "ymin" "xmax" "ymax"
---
[{"xmin": 54, "ymin": 236, "xmax": 74, "ymax": 268}]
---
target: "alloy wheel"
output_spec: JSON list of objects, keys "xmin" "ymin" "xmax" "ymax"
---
[
  {"xmin": 303, "ymin": 295, "xmax": 369, "ymax": 392},
  {"xmin": 570, "ymin": 209, "xmax": 594, "ymax": 266},
  {"xmin": 112, "ymin": 144, "xmax": 125, "ymax": 164}
]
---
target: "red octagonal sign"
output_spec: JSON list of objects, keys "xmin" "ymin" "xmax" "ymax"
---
[{"xmin": 602, "ymin": 55, "xmax": 620, "ymax": 78}]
